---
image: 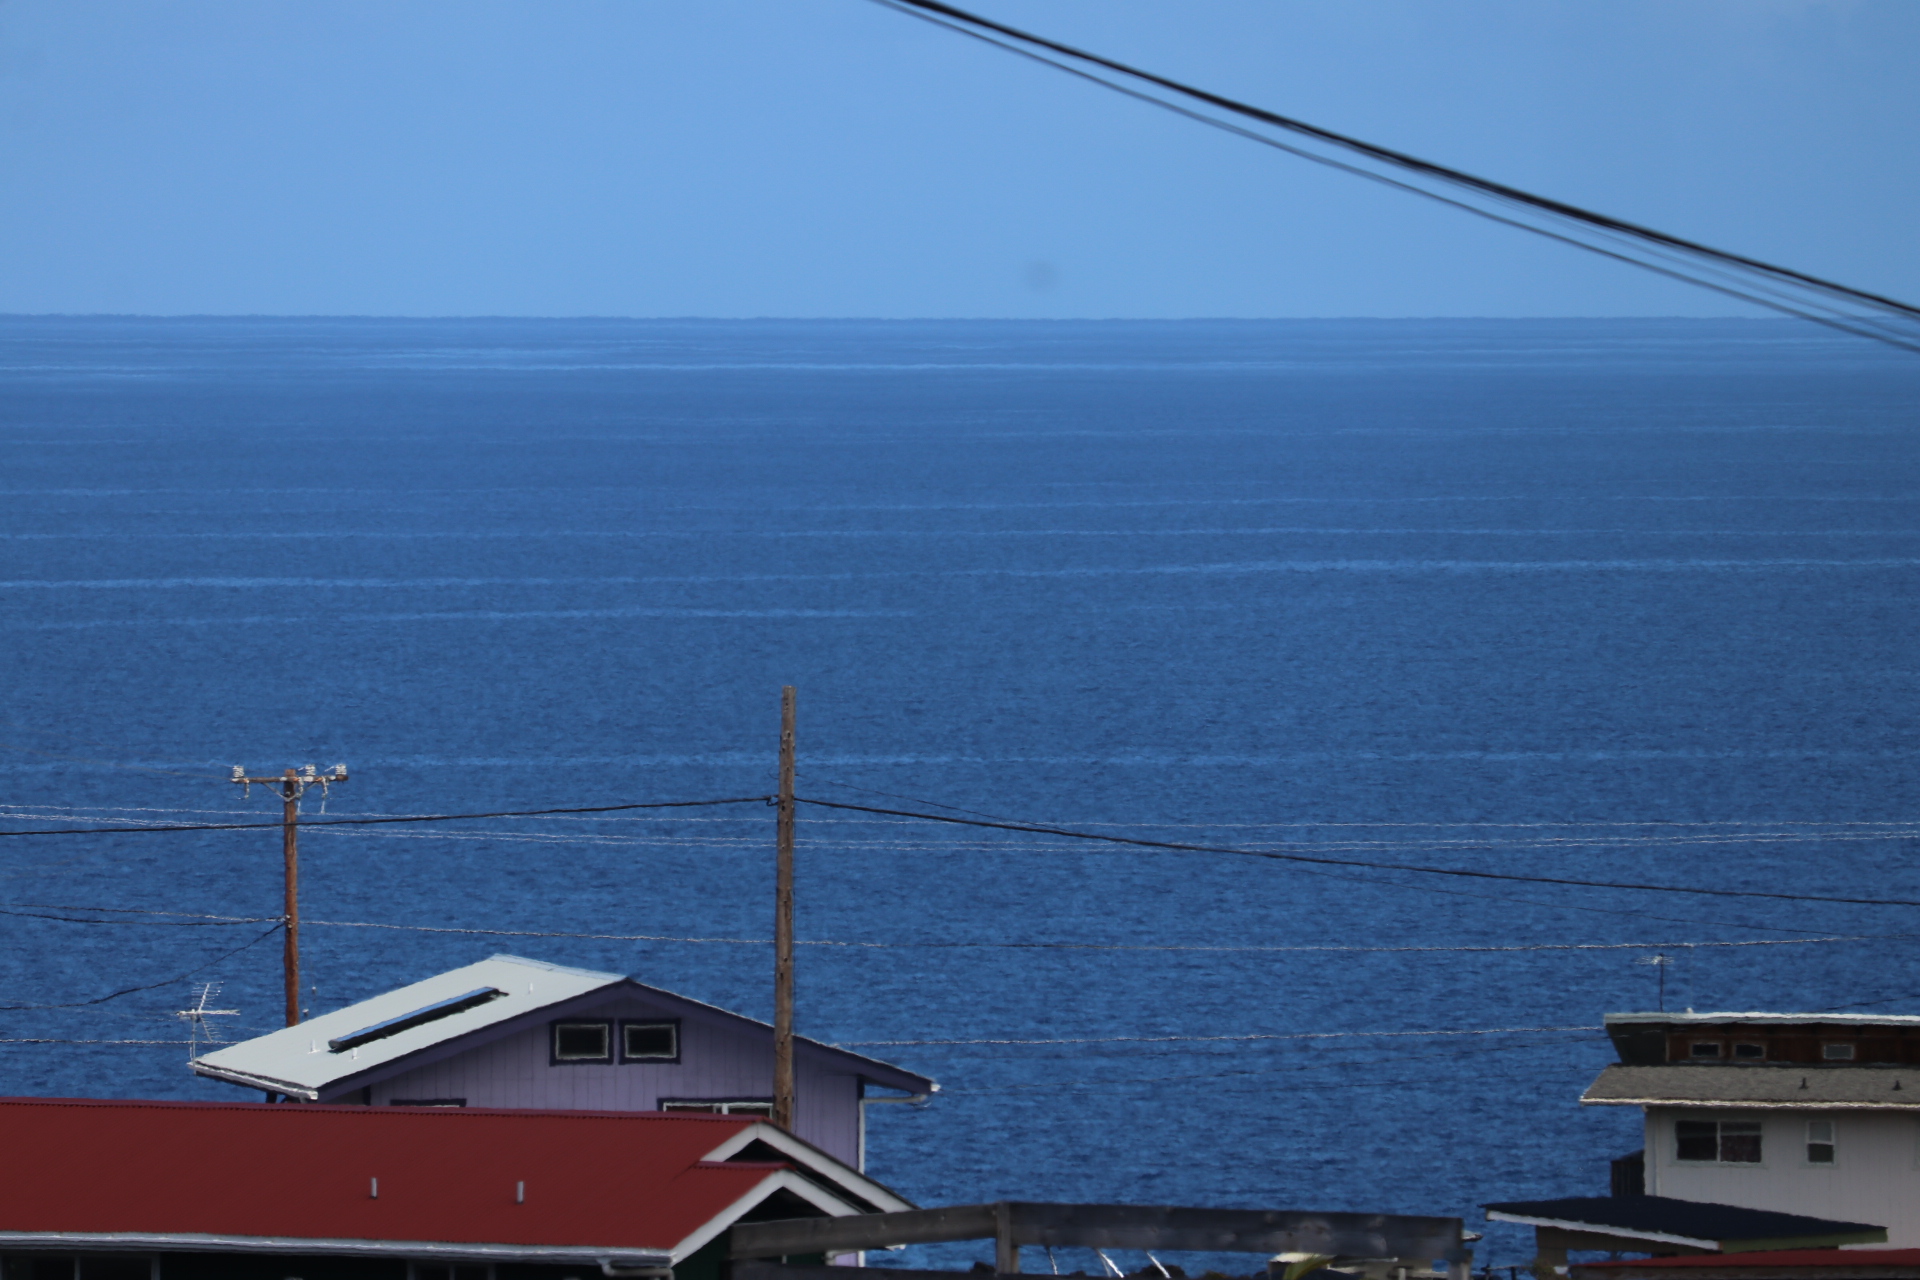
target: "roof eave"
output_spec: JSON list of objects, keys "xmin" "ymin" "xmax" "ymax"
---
[
  {"xmin": 0, "ymin": 1231, "xmax": 671, "ymax": 1266},
  {"xmin": 188, "ymin": 1061, "xmax": 321, "ymax": 1101},
  {"xmin": 700, "ymin": 1122, "xmax": 916, "ymax": 1214},
  {"xmin": 1482, "ymin": 1213, "xmax": 1716, "ymax": 1250}
]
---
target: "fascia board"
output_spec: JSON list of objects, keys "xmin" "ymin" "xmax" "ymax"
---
[
  {"xmin": 1581, "ymin": 1097, "xmax": 1920, "ymax": 1110},
  {"xmin": 1606, "ymin": 1013, "xmax": 1920, "ymax": 1027},
  {"xmin": 187, "ymin": 1063, "xmax": 321, "ymax": 1101},
  {"xmin": 1481, "ymin": 1213, "xmax": 1716, "ymax": 1250},
  {"xmin": 702, "ymin": 1123, "xmax": 915, "ymax": 1212},
  {"xmin": 669, "ymin": 1168, "xmax": 864, "ymax": 1262},
  {"xmin": 0, "ymin": 1231, "xmax": 670, "ymax": 1266}
]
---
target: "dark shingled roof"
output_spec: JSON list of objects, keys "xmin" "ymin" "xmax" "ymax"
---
[
  {"xmin": 1483, "ymin": 1197, "xmax": 1885, "ymax": 1251},
  {"xmin": 1583, "ymin": 1065, "xmax": 1920, "ymax": 1109}
]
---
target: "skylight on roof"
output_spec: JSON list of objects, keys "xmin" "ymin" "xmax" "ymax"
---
[{"xmin": 327, "ymin": 987, "xmax": 505, "ymax": 1053}]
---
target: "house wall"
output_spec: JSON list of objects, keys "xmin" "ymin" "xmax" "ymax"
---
[
  {"xmin": 360, "ymin": 991, "xmax": 865, "ymax": 1167},
  {"xmin": 1643, "ymin": 1106, "xmax": 1920, "ymax": 1246}
]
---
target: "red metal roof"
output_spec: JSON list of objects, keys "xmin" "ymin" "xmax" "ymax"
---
[
  {"xmin": 1578, "ymin": 1251, "xmax": 1920, "ymax": 1269},
  {"xmin": 0, "ymin": 1096, "xmax": 826, "ymax": 1260}
]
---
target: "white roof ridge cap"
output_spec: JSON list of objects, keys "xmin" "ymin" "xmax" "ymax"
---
[
  {"xmin": 1606, "ymin": 1011, "xmax": 1920, "ymax": 1024},
  {"xmin": 484, "ymin": 953, "xmax": 624, "ymax": 981}
]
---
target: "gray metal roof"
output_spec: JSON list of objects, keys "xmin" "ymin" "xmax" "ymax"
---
[
  {"xmin": 1582, "ymin": 1064, "xmax": 1920, "ymax": 1109},
  {"xmin": 1606, "ymin": 1012, "xmax": 1920, "ymax": 1028},
  {"xmin": 193, "ymin": 955, "xmax": 621, "ymax": 1097},
  {"xmin": 192, "ymin": 953, "xmax": 937, "ymax": 1101}
]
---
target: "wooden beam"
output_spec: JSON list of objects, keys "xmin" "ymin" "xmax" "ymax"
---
[
  {"xmin": 733, "ymin": 1205, "xmax": 1000, "ymax": 1259},
  {"xmin": 729, "ymin": 1203, "xmax": 1463, "ymax": 1263}
]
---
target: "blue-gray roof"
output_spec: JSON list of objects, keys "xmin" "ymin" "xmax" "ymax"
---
[{"xmin": 1484, "ymin": 1196, "xmax": 1885, "ymax": 1251}]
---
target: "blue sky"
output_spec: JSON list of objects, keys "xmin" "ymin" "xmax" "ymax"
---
[{"xmin": 1, "ymin": 1, "xmax": 1915, "ymax": 318}]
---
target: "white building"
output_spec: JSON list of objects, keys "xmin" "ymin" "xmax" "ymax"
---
[{"xmin": 1584, "ymin": 1011, "xmax": 1920, "ymax": 1247}]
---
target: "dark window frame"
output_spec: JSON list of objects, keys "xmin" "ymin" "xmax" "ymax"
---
[
  {"xmin": 389, "ymin": 1097, "xmax": 467, "ymax": 1107},
  {"xmin": 1676, "ymin": 1118, "xmax": 1763, "ymax": 1164},
  {"xmin": 1689, "ymin": 1041, "xmax": 1723, "ymax": 1059},
  {"xmin": 1823, "ymin": 1043, "xmax": 1857, "ymax": 1061},
  {"xmin": 619, "ymin": 1018, "xmax": 682, "ymax": 1064},
  {"xmin": 550, "ymin": 1019, "xmax": 614, "ymax": 1065},
  {"xmin": 1733, "ymin": 1042, "xmax": 1766, "ymax": 1060}
]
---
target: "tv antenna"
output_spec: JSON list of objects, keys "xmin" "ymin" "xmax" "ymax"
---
[
  {"xmin": 176, "ymin": 982, "xmax": 240, "ymax": 1060},
  {"xmin": 1638, "ymin": 953, "xmax": 1674, "ymax": 1011}
]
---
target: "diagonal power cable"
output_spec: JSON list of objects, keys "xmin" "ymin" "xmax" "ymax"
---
[
  {"xmin": 872, "ymin": 0, "xmax": 1920, "ymax": 354},
  {"xmin": 794, "ymin": 796, "xmax": 1920, "ymax": 909}
]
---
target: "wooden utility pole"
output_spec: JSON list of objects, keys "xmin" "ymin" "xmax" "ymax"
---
[
  {"xmin": 773, "ymin": 687, "xmax": 797, "ymax": 1132},
  {"xmin": 231, "ymin": 764, "xmax": 347, "ymax": 1027}
]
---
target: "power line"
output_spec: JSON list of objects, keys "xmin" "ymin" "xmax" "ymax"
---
[
  {"xmin": 794, "ymin": 797, "xmax": 1920, "ymax": 910},
  {"xmin": 0, "ymin": 905, "xmax": 260, "ymax": 927},
  {"xmin": 871, "ymin": 0, "xmax": 1920, "ymax": 354},
  {"xmin": 0, "ymin": 903, "xmax": 1859, "ymax": 954},
  {"xmin": 0, "ymin": 1038, "xmax": 194, "ymax": 1046},
  {"xmin": 837, "ymin": 1024, "xmax": 1598, "ymax": 1048},
  {"xmin": 939, "ymin": 1033, "xmax": 1596, "ymax": 1094},
  {"xmin": 0, "ymin": 923, "xmax": 283, "ymax": 1012},
  {"xmin": 0, "ymin": 795, "xmax": 773, "ymax": 837}
]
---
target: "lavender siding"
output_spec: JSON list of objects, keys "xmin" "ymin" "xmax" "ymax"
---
[{"xmin": 358, "ymin": 990, "xmax": 866, "ymax": 1167}]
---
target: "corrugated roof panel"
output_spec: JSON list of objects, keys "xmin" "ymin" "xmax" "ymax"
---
[{"xmin": 0, "ymin": 1096, "xmax": 907, "ymax": 1262}]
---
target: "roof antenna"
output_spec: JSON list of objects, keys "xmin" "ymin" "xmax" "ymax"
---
[
  {"xmin": 176, "ymin": 982, "xmax": 240, "ymax": 1061},
  {"xmin": 1637, "ymin": 954, "xmax": 1673, "ymax": 1011}
]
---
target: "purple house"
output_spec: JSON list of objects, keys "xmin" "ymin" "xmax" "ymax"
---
[{"xmin": 191, "ymin": 954, "xmax": 935, "ymax": 1170}]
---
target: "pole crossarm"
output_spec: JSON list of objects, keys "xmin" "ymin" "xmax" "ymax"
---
[{"xmin": 728, "ymin": 1203, "xmax": 1465, "ymax": 1265}]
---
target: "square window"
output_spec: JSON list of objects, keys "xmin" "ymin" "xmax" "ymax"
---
[
  {"xmin": 1690, "ymin": 1041, "xmax": 1723, "ymax": 1059},
  {"xmin": 621, "ymin": 1021, "xmax": 679, "ymax": 1062},
  {"xmin": 552, "ymin": 1021, "xmax": 611, "ymax": 1063},
  {"xmin": 1808, "ymin": 1120, "xmax": 1836, "ymax": 1164},
  {"xmin": 1720, "ymin": 1121, "xmax": 1763, "ymax": 1163},
  {"xmin": 1676, "ymin": 1120, "xmax": 1720, "ymax": 1161},
  {"xmin": 1824, "ymin": 1043, "xmax": 1856, "ymax": 1061},
  {"xmin": 1733, "ymin": 1043, "xmax": 1766, "ymax": 1060}
]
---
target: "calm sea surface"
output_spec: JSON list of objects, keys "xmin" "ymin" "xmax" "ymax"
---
[{"xmin": 3, "ymin": 317, "xmax": 1918, "ymax": 1268}]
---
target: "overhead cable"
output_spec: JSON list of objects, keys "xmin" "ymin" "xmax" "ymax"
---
[
  {"xmin": 836, "ymin": 1023, "xmax": 1598, "ymax": 1047},
  {"xmin": 795, "ymin": 796, "xmax": 1920, "ymax": 909},
  {"xmin": 0, "ymin": 923, "xmax": 282, "ymax": 1012},
  {"xmin": 0, "ymin": 903, "xmax": 1856, "ymax": 954},
  {"xmin": 0, "ymin": 795, "xmax": 773, "ymax": 837},
  {"xmin": 871, "ymin": 0, "xmax": 1920, "ymax": 354}
]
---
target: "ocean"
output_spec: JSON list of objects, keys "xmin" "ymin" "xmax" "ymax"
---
[{"xmin": 2, "ymin": 316, "xmax": 1917, "ymax": 1269}]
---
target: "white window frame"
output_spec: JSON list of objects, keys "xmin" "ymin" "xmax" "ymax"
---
[{"xmin": 1805, "ymin": 1119, "xmax": 1837, "ymax": 1167}]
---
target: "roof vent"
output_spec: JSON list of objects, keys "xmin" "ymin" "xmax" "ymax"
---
[{"xmin": 328, "ymin": 988, "xmax": 506, "ymax": 1053}]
